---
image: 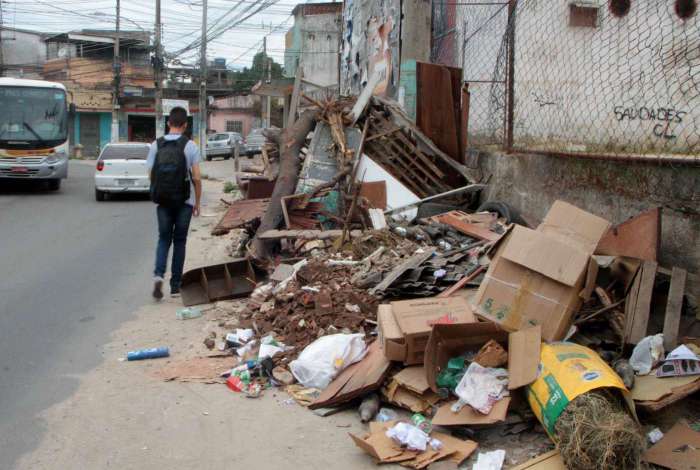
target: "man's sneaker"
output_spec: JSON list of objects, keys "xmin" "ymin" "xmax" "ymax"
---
[
  {"xmin": 170, "ymin": 287, "xmax": 181, "ymax": 298},
  {"xmin": 152, "ymin": 276, "xmax": 164, "ymax": 300}
]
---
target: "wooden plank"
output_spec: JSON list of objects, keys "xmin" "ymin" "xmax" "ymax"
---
[
  {"xmin": 437, "ymin": 213, "xmax": 501, "ymax": 242},
  {"xmin": 259, "ymin": 229, "xmax": 361, "ymax": 240},
  {"xmin": 662, "ymin": 267, "xmax": 687, "ymax": 351},
  {"xmin": 365, "ymin": 140, "xmax": 429, "ymax": 198},
  {"xmin": 287, "ymin": 66, "xmax": 303, "ymax": 127},
  {"xmin": 624, "ymin": 266, "xmax": 642, "ymax": 342},
  {"xmin": 627, "ymin": 260, "xmax": 658, "ymax": 344}
]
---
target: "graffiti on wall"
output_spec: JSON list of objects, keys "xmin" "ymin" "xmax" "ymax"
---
[
  {"xmin": 367, "ymin": 16, "xmax": 394, "ymax": 95},
  {"xmin": 614, "ymin": 105, "xmax": 688, "ymax": 139}
]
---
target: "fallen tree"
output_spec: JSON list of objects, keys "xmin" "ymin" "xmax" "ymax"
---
[{"xmin": 250, "ymin": 109, "xmax": 320, "ymax": 261}]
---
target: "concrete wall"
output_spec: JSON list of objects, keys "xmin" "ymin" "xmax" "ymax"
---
[
  {"xmin": 341, "ymin": 0, "xmax": 401, "ymax": 98},
  {"xmin": 209, "ymin": 111, "xmax": 259, "ymax": 137},
  {"xmin": 512, "ymin": 1, "xmax": 700, "ymax": 156},
  {"xmin": 1, "ymin": 28, "xmax": 47, "ymax": 79},
  {"xmin": 479, "ymin": 150, "xmax": 700, "ymax": 292},
  {"xmin": 285, "ymin": 7, "xmax": 341, "ymax": 87}
]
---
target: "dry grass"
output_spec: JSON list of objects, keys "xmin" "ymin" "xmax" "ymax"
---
[{"xmin": 554, "ymin": 389, "xmax": 646, "ymax": 470}]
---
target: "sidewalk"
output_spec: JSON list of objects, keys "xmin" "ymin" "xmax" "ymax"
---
[{"xmin": 15, "ymin": 160, "xmax": 376, "ymax": 470}]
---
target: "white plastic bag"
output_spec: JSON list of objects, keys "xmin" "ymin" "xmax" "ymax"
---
[
  {"xmin": 629, "ymin": 334, "xmax": 664, "ymax": 375},
  {"xmin": 289, "ymin": 334, "xmax": 367, "ymax": 389},
  {"xmin": 386, "ymin": 422, "xmax": 430, "ymax": 452},
  {"xmin": 454, "ymin": 362, "xmax": 509, "ymax": 415},
  {"xmin": 473, "ymin": 450, "xmax": 506, "ymax": 470}
]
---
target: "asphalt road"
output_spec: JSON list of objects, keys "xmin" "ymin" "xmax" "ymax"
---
[{"xmin": 0, "ymin": 161, "xmax": 156, "ymax": 468}]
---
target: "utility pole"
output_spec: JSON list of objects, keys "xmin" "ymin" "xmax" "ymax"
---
[
  {"xmin": 154, "ymin": 0, "xmax": 163, "ymax": 138},
  {"xmin": 198, "ymin": 0, "xmax": 208, "ymax": 159},
  {"xmin": 0, "ymin": 1, "xmax": 5, "ymax": 78},
  {"xmin": 263, "ymin": 36, "xmax": 270, "ymax": 128},
  {"xmin": 111, "ymin": 0, "xmax": 120, "ymax": 143}
]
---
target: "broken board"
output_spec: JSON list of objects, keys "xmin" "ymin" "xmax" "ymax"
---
[
  {"xmin": 624, "ymin": 260, "xmax": 657, "ymax": 344},
  {"xmin": 596, "ymin": 207, "xmax": 661, "ymax": 261}
]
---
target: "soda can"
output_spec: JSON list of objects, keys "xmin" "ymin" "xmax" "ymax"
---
[{"xmin": 411, "ymin": 413, "xmax": 432, "ymax": 434}]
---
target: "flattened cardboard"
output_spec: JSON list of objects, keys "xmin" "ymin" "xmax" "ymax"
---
[
  {"xmin": 352, "ymin": 421, "xmax": 475, "ymax": 468},
  {"xmin": 381, "ymin": 296, "xmax": 476, "ymax": 365},
  {"xmin": 643, "ymin": 421, "xmax": 700, "ymax": 470},
  {"xmin": 511, "ymin": 450, "xmax": 566, "ymax": 470},
  {"xmin": 310, "ymin": 341, "xmax": 391, "ymax": 409},
  {"xmin": 424, "ymin": 322, "xmax": 540, "ymax": 393},
  {"xmin": 631, "ymin": 374, "xmax": 700, "ymax": 402},
  {"xmin": 432, "ymin": 397, "xmax": 511, "ymax": 426},
  {"xmin": 383, "ymin": 379, "xmax": 441, "ymax": 413},
  {"xmin": 393, "ymin": 366, "xmax": 431, "ymax": 394}
]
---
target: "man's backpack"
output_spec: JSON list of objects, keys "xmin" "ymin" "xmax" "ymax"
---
[{"xmin": 150, "ymin": 135, "xmax": 190, "ymax": 207}]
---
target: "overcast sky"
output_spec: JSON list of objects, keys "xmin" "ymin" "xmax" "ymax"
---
[{"xmin": 4, "ymin": 0, "xmax": 336, "ymax": 68}]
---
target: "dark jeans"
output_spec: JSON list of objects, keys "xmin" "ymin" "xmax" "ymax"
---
[{"xmin": 155, "ymin": 204, "xmax": 193, "ymax": 290}]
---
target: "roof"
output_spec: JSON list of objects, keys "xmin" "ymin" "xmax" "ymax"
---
[
  {"xmin": 0, "ymin": 77, "xmax": 67, "ymax": 91},
  {"xmin": 0, "ymin": 26, "xmax": 52, "ymax": 38},
  {"xmin": 45, "ymin": 30, "xmax": 150, "ymax": 48},
  {"xmin": 292, "ymin": 3, "xmax": 343, "ymax": 17}
]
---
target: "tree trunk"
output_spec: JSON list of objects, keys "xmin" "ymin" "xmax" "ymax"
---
[{"xmin": 250, "ymin": 109, "xmax": 319, "ymax": 260}]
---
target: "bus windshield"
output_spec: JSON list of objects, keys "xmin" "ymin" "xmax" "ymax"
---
[{"xmin": 0, "ymin": 86, "xmax": 68, "ymax": 148}]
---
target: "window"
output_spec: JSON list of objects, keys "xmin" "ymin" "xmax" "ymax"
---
[
  {"xmin": 99, "ymin": 144, "xmax": 150, "ymax": 160},
  {"xmin": 226, "ymin": 120, "xmax": 242, "ymax": 133},
  {"xmin": 569, "ymin": 3, "xmax": 598, "ymax": 28},
  {"xmin": 676, "ymin": 0, "xmax": 697, "ymax": 19},
  {"xmin": 609, "ymin": 0, "xmax": 631, "ymax": 18}
]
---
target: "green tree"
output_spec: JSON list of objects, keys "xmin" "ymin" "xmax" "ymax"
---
[{"xmin": 231, "ymin": 52, "xmax": 284, "ymax": 93}]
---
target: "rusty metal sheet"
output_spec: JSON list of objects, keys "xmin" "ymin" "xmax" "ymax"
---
[
  {"xmin": 416, "ymin": 62, "xmax": 461, "ymax": 165},
  {"xmin": 359, "ymin": 181, "xmax": 387, "ymax": 209},
  {"xmin": 211, "ymin": 198, "xmax": 270, "ymax": 236},
  {"xmin": 596, "ymin": 207, "xmax": 661, "ymax": 261}
]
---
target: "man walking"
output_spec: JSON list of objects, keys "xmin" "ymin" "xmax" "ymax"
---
[{"xmin": 147, "ymin": 106, "xmax": 202, "ymax": 299}]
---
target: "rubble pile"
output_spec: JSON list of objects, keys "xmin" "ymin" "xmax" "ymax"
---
[{"xmin": 140, "ymin": 93, "xmax": 699, "ymax": 470}]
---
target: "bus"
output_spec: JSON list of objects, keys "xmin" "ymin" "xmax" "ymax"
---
[{"xmin": 0, "ymin": 77, "xmax": 71, "ymax": 190}]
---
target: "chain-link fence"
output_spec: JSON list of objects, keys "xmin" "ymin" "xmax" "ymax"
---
[{"xmin": 434, "ymin": 0, "xmax": 700, "ymax": 162}]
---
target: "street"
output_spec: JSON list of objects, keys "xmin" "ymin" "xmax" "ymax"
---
[{"xmin": 0, "ymin": 160, "xmax": 155, "ymax": 467}]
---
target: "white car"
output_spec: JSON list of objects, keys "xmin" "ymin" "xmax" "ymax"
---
[
  {"xmin": 94, "ymin": 142, "xmax": 151, "ymax": 201},
  {"xmin": 206, "ymin": 132, "xmax": 242, "ymax": 160}
]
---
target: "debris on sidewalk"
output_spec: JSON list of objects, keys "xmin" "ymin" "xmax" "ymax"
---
[{"xmin": 141, "ymin": 88, "xmax": 699, "ymax": 469}]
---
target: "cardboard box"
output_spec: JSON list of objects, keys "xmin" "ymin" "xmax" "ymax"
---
[
  {"xmin": 378, "ymin": 296, "xmax": 476, "ymax": 365},
  {"xmin": 424, "ymin": 322, "xmax": 541, "ymax": 426},
  {"xmin": 472, "ymin": 201, "xmax": 610, "ymax": 342}
]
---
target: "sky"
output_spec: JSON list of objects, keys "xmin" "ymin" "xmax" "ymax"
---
[{"xmin": 3, "ymin": 0, "xmax": 337, "ymax": 68}]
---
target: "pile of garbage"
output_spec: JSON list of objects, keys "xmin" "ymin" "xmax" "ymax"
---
[{"xmin": 133, "ymin": 94, "xmax": 700, "ymax": 469}]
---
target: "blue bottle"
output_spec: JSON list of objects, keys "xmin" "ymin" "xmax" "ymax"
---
[{"xmin": 127, "ymin": 347, "xmax": 170, "ymax": 361}]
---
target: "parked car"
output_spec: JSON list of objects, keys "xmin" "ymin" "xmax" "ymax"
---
[
  {"xmin": 94, "ymin": 142, "xmax": 151, "ymax": 201},
  {"xmin": 206, "ymin": 132, "xmax": 242, "ymax": 161},
  {"xmin": 244, "ymin": 128, "xmax": 266, "ymax": 157}
]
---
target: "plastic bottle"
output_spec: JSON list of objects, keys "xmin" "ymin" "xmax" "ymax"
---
[
  {"xmin": 376, "ymin": 408, "xmax": 399, "ymax": 423},
  {"xmin": 176, "ymin": 307, "xmax": 203, "ymax": 320},
  {"xmin": 126, "ymin": 347, "xmax": 170, "ymax": 361},
  {"xmin": 411, "ymin": 413, "xmax": 432, "ymax": 434}
]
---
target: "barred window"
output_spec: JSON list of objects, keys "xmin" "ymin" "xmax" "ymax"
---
[{"xmin": 226, "ymin": 120, "xmax": 242, "ymax": 133}]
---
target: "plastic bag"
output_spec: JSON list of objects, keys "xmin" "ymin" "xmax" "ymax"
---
[
  {"xmin": 454, "ymin": 362, "xmax": 509, "ymax": 414},
  {"xmin": 629, "ymin": 334, "xmax": 664, "ymax": 375},
  {"xmin": 289, "ymin": 334, "xmax": 367, "ymax": 389},
  {"xmin": 386, "ymin": 422, "xmax": 430, "ymax": 451}
]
